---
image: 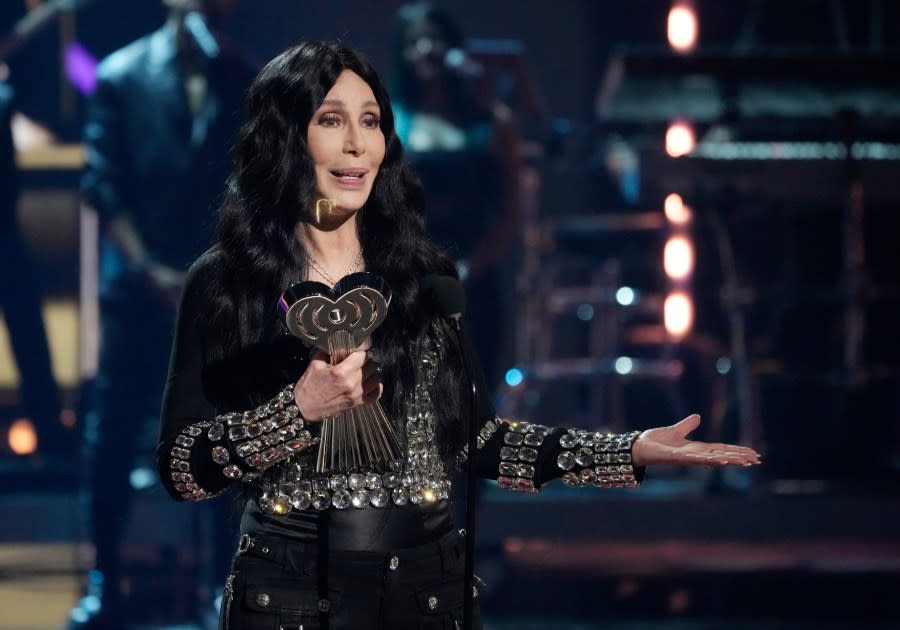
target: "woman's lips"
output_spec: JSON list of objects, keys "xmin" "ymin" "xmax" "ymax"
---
[{"xmin": 330, "ymin": 169, "xmax": 368, "ymax": 188}]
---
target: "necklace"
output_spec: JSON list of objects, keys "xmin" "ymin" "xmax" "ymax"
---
[{"xmin": 305, "ymin": 249, "xmax": 363, "ymax": 286}]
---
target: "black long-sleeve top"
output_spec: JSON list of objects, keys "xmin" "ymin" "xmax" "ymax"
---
[{"xmin": 157, "ymin": 251, "xmax": 643, "ymax": 551}]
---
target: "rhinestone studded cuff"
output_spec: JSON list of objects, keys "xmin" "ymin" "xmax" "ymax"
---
[
  {"xmin": 555, "ymin": 429, "xmax": 642, "ymax": 488},
  {"xmin": 167, "ymin": 384, "xmax": 316, "ymax": 501},
  {"xmin": 496, "ymin": 420, "xmax": 554, "ymax": 493},
  {"xmin": 220, "ymin": 384, "xmax": 316, "ymax": 476},
  {"xmin": 169, "ymin": 419, "xmax": 226, "ymax": 502}
]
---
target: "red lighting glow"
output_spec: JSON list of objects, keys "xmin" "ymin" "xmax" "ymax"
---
[
  {"xmin": 8, "ymin": 419, "xmax": 37, "ymax": 455},
  {"xmin": 666, "ymin": 121, "xmax": 696, "ymax": 157},
  {"xmin": 664, "ymin": 236, "xmax": 694, "ymax": 280},
  {"xmin": 668, "ymin": 2, "xmax": 698, "ymax": 53},
  {"xmin": 664, "ymin": 292, "xmax": 694, "ymax": 339},
  {"xmin": 664, "ymin": 193, "xmax": 692, "ymax": 224}
]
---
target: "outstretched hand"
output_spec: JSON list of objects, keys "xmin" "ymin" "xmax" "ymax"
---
[{"xmin": 631, "ymin": 414, "xmax": 761, "ymax": 468}]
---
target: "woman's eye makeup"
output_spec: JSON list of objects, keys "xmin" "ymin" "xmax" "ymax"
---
[
  {"xmin": 315, "ymin": 111, "xmax": 380, "ymax": 129},
  {"xmin": 318, "ymin": 113, "xmax": 342, "ymax": 126}
]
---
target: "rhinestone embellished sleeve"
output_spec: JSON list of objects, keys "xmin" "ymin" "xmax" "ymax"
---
[
  {"xmin": 553, "ymin": 429, "xmax": 643, "ymax": 489},
  {"xmin": 165, "ymin": 384, "xmax": 317, "ymax": 502},
  {"xmin": 491, "ymin": 420, "xmax": 553, "ymax": 493},
  {"xmin": 460, "ymin": 418, "xmax": 645, "ymax": 493}
]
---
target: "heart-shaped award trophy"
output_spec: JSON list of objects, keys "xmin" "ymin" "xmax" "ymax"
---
[{"xmin": 278, "ymin": 273, "xmax": 402, "ymax": 474}]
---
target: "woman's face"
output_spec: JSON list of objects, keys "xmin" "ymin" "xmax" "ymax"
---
[{"xmin": 307, "ymin": 70, "xmax": 386, "ymax": 217}]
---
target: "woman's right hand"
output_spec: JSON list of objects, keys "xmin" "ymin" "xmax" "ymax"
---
[{"xmin": 293, "ymin": 348, "xmax": 383, "ymax": 421}]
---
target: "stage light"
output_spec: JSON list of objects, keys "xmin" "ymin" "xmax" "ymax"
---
[
  {"xmin": 668, "ymin": 2, "xmax": 698, "ymax": 53},
  {"xmin": 64, "ymin": 43, "xmax": 99, "ymax": 96},
  {"xmin": 716, "ymin": 357, "xmax": 732, "ymax": 374},
  {"xmin": 129, "ymin": 467, "xmax": 156, "ymax": 490},
  {"xmin": 664, "ymin": 236, "xmax": 694, "ymax": 280},
  {"xmin": 70, "ymin": 609, "xmax": 89, "ymax": 623},
  {"xmin": 614, "ymin": 357, "xmax": 634, "ymax": 375},
  {"xmin": 616, "ymin": 287, "xmax": 636, "ymax": 306},
  {"xmin": 8, "ymin": 418, "xmax": 37, "ymax": 455},
  {"xmin": 81, "ymin": 595, "xmax": 100, "ymax": 614},
  {"xmin": 576, "ymin": 303, "xmax": 595, "ymax": 321},
  {"xmin": 505, "ymin": 368, "xmax": 524, "ymax": 387},
  {"xmin": 664, "ymin": 292, "xmax": 693, "ymax": 339},
  {"xmin": 666, "ymin": 121, "xmax": 695, "ymax": 157},
  {"xmin": 664, "ymin": 193, "xmax": 692, "ymax": 224}
]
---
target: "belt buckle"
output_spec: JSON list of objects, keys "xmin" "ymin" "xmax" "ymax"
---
[{"xmin": 238, "ymin": 534, "xmax": 253, "ymax": 554}]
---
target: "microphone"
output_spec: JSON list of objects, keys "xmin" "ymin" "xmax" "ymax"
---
[
  {"xmin": 423, "ymin": 274, "xmax": 466, "ymax": 328},
  {"xmin": 423, "ymin": 272, "xmax": 477, "ymax": 630}
]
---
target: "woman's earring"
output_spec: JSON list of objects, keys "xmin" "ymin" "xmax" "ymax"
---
[{"xmin": 313, "ymin": 198, "xmax": 336, "ymax": 224}]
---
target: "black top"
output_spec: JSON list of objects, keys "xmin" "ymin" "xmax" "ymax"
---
[{"xmin": 157, "ymin": 250, "xmax": 585, "ymax": 551}]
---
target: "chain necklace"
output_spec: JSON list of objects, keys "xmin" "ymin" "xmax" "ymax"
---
[{"xmin": 304, "ymin": 249, "xmax": 363, "ymax": 286}]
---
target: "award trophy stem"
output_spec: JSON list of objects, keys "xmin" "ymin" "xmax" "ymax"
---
[{"xmin": 281, "ymin": 273, "xmax": 403, "ymax": 475}]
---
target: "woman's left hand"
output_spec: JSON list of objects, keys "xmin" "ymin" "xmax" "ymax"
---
[{"xmin": 631, "ymin": 414, "xmax": 761, "ymax": 468}]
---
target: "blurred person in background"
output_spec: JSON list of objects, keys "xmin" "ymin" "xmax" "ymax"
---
[
  {"xmin": 69, "ymin": 1, "xmax": 255, "ymax": 627},
  {"xmin": 390, "ymin": 2, "xmax": 522, "ymax": 393},
  {"xmin": 0, "ymin": 6, "xmax": 67, "ymax": 461}
]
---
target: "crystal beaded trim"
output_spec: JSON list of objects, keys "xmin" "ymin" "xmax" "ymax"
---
[
  {"xmin": 167, "ymin": 383, "xmax": 312, "ymax": 502},
  {"xmin": 496, "ymin": 420, "xmax": 551, "ymax": 494},
  {"xmin": 224, "ymin": 384, "xmax": 316, "ymax": 475},
  {"xmin": 211, "ymin": 446, "xmax": 230, "ymax": 465},
  {"xmin": 168, "ymin": 419, "xmax": 224, "ymax": 502},
  {"xmin": 254, "ymin": 337, "xmax": 453, "ymax": 515},
  {"xmin": 555, "ymin": 429, "xmax": 642, "ymax": 488}
]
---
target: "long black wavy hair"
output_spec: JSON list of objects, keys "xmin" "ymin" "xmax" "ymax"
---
[{"xmin": 207, "ymin": 41, "xmax": 467, "ymax": 459}]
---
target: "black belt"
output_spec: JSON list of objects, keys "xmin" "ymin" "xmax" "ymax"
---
[{"xmin": 236, "ymin": 527, "xmax": 464, "ymax": 572}]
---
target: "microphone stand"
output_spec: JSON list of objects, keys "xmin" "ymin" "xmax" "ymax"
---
[
  {"xmin": 427, "ymin": 273, "xmax": 477, "ymax": 629},
  {"xmin": 448, "ymin": 313, "xmax": 479, "ymax": 630}
]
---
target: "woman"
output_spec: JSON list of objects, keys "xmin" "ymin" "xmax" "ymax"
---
[{"xmin": 158, "ymin": 41, "xmax": 759, "ymax": 629}]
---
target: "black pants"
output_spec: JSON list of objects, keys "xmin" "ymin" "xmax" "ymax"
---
[{"xmin": 221, "ymin": 529, "xmax": 482, "ymax": 630}]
